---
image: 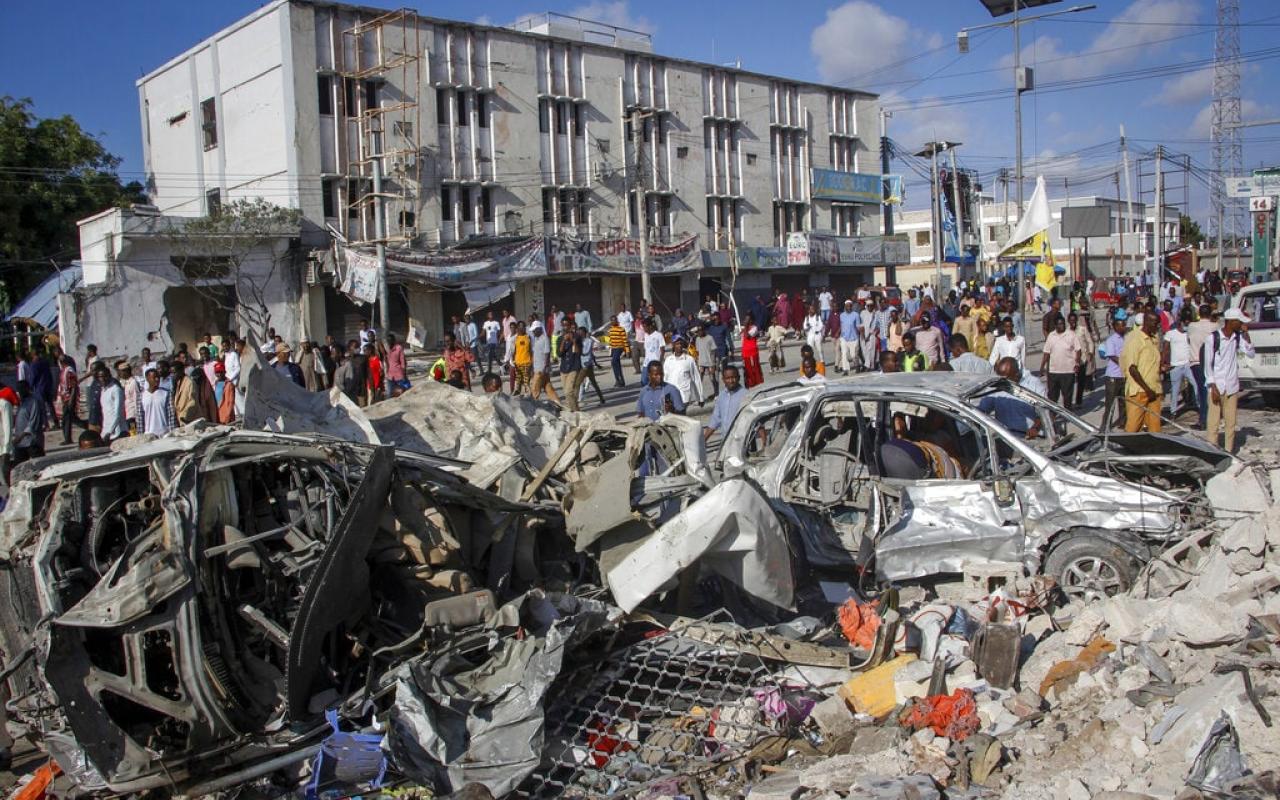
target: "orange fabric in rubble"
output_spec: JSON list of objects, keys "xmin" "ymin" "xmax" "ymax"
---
[
  {"xmin": 838, "ymin": 599, "xmax": 881, "ymax": 649},
  {"xmin": 900, "ymin": 688, "xmax": 981, "ymax": 742}
]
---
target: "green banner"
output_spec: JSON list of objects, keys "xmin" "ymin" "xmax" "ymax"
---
[{"xmin": 1253, "ymin": 210, "xmax": 1273, "ymax": 274}]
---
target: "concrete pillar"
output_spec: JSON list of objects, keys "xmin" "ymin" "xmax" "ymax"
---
[
  {"xmin": 303, "ymin": 284, "xmax": 327, "ymax": 342},
  {"xmin": 601, "ymin": 276, "xmax": 627, "ymax": 318},
  {"xmin": 405, "ymin": 284, "xmax": 441, "ymax": 351}
]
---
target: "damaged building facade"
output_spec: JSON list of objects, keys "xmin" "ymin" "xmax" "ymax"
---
[{"xmin": 66, "ymin": 0, "xmax": 901, "ymax": 354}]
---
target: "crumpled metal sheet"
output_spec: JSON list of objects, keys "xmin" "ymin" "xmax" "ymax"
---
[
  {"xmin": 385, "ymin": 592, "xmax": 618, "ymax": 796},
  {"xmin": 242, "ymin": 339, "xmax": 380, "ymax": 444},
  {"xmin": 364, "ymin": 382, "xmax": 613, "ymax": 488},
  {"xmin": 603, "ymin": 477, "xmax": 795, "ymax": 613},
  {"xmin": 876, "ymin": 481, "xmax": 1021, "ymax": 582},
  {"xmin": 55, "ymin": 526, "xmax": 190, "ymax": 628}
]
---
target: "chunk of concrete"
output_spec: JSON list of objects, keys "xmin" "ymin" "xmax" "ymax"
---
[
  {"xmin": 1217, "ymin": 514, "xmax": 1268, "ymax": 575},
  {"xmin": 1206, "ymin": 461, "xmax": 1270, "ymax": 519},
  {"xmin": 809, "ymin": 694, "xmax": 857, "ymax": 741},
  {"xmin": 849, "ymin": 774, "xmax": 940, "ymax": 800},
  {"xmin": 746, "ymin": 771, "xmax": 805, "ymax": 800}
]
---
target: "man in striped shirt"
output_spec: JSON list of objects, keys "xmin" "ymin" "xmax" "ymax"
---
[{"xmin": 606, "ymin": 315, "xmax": 630, "ymax": 388}]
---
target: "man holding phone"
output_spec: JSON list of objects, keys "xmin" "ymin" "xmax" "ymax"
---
[{"xmin": 1203, "ymin": 306, "xmax": 1255, "ymax": 453}]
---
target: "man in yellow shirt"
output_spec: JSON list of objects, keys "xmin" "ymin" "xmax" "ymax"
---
[
  {"xmin": 1120, "ymin": 313, "xmax": 1163, "ymax": 432},
  {"xmin": 606, "ymin": 316, "xmax": 630, "ymax": 388},
  {"xmin": 511, "ymin": 321, "xmax": 533, "ymax": 395}
]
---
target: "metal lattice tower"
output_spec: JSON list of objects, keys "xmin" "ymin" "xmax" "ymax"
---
[{"xmin": 1211, "ymin": 0, "xmax": 1243, "ymax": 251}]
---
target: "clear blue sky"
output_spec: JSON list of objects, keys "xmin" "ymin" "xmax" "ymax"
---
[{"xmin": 4, "ymin": 0, "xmax": 1280, "ymax": 223}]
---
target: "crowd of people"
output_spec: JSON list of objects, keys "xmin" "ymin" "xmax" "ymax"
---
[{"xmin": 0, "ymin": 266, "xmax": 1259, "ymax": 489}]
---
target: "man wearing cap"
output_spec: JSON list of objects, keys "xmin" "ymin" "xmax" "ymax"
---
[
  {"xmin": 1121, "ymin": 312, "xmax": 1163, "ymax": 433},
  {"xmin": 837, "ymin": 300, "xmax": 862, "ymax": 374},
  {"xmin": 273, "ymin": 343, "xmax": 305, "ymax": 387},
  {"xmin": 1203, "ymin": 306, "xmax": 1255, "ymax": 452},
  {"xmin": 211, "ymin": 361, "xmax": 235, "ymax": 423},
  {"xmin": 662, "ymin": 336, "xmax": 703, "ymax": 407},
  {"xmin": 1101, "ymin": 313, "xmax": 1128, "ymax": 429}
]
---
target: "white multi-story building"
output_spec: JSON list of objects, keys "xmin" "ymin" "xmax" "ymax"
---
[
  {"xmin": 894, "ymin": 195, "xmax": 1181, "ymax": 282},
  {"xmin": 71, "ymin": 1, "xmax": 894, "ymax": 357}
]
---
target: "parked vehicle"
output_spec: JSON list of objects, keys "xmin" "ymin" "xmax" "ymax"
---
[{"xmin": 1232, "ymin": 279, "xmax": 1280, "ymax": 404}]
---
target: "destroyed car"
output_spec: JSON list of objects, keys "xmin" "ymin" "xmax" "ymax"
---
[
  {"xmin": 0, "ymin": 428, "xmax": 579, "ymax": 795},
  {"xmin": 587, "ymin": 373, "xmax": 1232, "ymax": 612}
]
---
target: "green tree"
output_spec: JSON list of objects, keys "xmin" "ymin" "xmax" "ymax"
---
[
  {"xmin": 0, "ymin": 96, "xmax": 147, "ymax": 307},
  {"xmin": 1179, "ymin": 214, "xmax": 1206, "ymax": 247}
]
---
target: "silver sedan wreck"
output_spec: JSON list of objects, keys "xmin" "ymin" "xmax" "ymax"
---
[{"xmin": 582, "ymin": 373, "xmax": 1233, "ymax": 611}]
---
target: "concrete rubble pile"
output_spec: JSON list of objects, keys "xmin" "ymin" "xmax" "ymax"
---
[{"xmin": 2, "ymin": 371, "xmax": 1278, "ymax": 800}]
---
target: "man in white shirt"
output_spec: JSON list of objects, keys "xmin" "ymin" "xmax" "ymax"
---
[
  {"xmin": 481, "ymin": 312, "xmax": 502, "ymax": 373},
  {"xmin": 797, "ymin": 354, "xmax": 826, "ymax": 385},
  {"xmin": 818, "ymin": 288, "xmax": 834, "ymax": 323},
  {"xmin": 97, "ymin": 365, "xmax": 126, "ymax": 442},
  {"xmin": 616, "ymin": 304, "xmax": 634, "ymax": 337},
  {"xmin": 1203, "ymin": 307, "xmax": 1255, "ymax": 452},
  {"xmin": 949, "ymin": 335, "xmax": 993, "ymax": 375},
  {"xmin": 1186, "ymin": 303, "xmax": 1216, "ymax": 429},
  {"xmin": 642, "ymin": 318, "xmax": 665, "ymax": 368},
  {"xmin": 662, "ymin": 336, "xmax": 704, "ymax": 406},
  {"xmin": 1163, "ymin": 310, "xmax": 1194, "ymax": 418},
  {"xmin": 573, "ymin": 304, "xmax": 593, "ymax": 332},
  {"xmin": 139, "ymin": 369, "xmax": 176, "ymax": 437},
  {"xmin": 358, "ymin": 320, "xmax": 377, "ymax": 350},
  {"xmin": 989, "ymin": 317, "xmax": 1026, "ymax": 369}
]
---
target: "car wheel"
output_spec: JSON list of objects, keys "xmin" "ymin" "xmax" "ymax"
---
[
  {"xmin": 1043, "ymin": 534, "xmax": 1140, "ymax": 603},
  {"xmin": 1262, "ymin": 391, "xmax": 1280, "ymax": 409}
]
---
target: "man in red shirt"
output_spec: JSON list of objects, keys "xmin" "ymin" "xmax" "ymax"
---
[
  {"xmin": 364, "ymin": 344, "xmax": 383, "ymax": 402},
  {"xmin": 443, "ymin": 332, "xmax": 475, "ymax": 389},
  {"xmin": 385, "ymin": 333, "xmax": 408, "ymax": 395}
]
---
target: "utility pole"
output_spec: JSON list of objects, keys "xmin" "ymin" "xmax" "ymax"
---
[
  {"xmin": 1115, "ymin": 171, "xmax": 1124, "ymax": 278},
  {"xmin": 916, "ymin": 142, "xmax": 961, "ymax": 292},
  {"xmin": 631, "ymin": 109, "xmax": 652, "ymax": 303},
  {"xmin": 958, "ymin": 1, "xmax": 1095, "ymax": 309},
  {"xmin": 1121, "ymin": 125, "xmax": 1135, "ymax": 277},
  {"xmin": 949, "ymin": 146, "xmax": 965, "ymax": 279},
  {"xmin": 1154, "ymin": 144, "xmax": 1165, "ymax": 288},
  {"xmin": 880, "ymin": 110, "xmax": 896, "ymax": 284},
  {"xmin": 372, "ymin": 146, "xmax": 390, "ymax": 332}
]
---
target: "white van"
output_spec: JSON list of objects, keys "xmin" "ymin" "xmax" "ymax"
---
[{"xmin": 1232, "ymin": 279, "xmax": 1280, "ymax": 403}]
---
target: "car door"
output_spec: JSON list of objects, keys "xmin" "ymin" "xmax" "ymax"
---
[{"xmin": 872, "ymin": 397, "xmax": 1029, "ymax": 583}]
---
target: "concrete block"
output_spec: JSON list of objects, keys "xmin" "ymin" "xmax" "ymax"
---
[
  {"xmin": 745, "ymin": 771, "xmax": 804, "ymax": 800},
  {"xmin": 809, "ymin": 694, "xmax": 857, "ymax": 740}
]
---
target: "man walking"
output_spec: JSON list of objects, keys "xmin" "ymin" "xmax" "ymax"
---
[
  {"xmin": 662, "ymin": 336, "xmax": 704, "ymax": 408},
  {"xmin": 1101, "ymin": 315, "xmax": 1128, "ymax": 430},
  {"xmin": 529, "ymin": 323, "xmax": 560, "ymax": 404},
  {"xmin": 1040, "ymin": 316, "xmax": 1080, "ymax": 409},
  {"xmin": 837, "ymin": 300, "xmax": 862, "ymax": 374},
  {"xmin": 557, "ymin": 321, "xmax": 584, "ymax": 412},
  {"xmin": 1203, "ymin": 307, "xmax": 1255, "ymax": 452},
  {"xmin": 606, "ymin": 315, "xmax": 629, "ymax": 388},
  {"xmin": 1121, "ymin": 312, "xmax": 1163, "ymax": 433},
  {"xmin": 1164, "ymin": 310, "xmax": 1195, "ymax": 419}
]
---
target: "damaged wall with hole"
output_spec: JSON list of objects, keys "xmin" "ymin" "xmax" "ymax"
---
[{"xmin": 63, "ymin": 206, "xmax": 306, "ymax": 361}]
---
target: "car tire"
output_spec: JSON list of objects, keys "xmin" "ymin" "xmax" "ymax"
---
[
  {"xmin": 1262, "ymin": 390, "xmax": 1280, "ymax": 409},
  {"xmin": 1043, "ymin": 533, "xmax": 1141, "ymax": 603}
]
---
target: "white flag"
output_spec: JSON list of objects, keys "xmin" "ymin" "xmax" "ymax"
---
[{"xmin": 999, "ymin": 175, "xmax": 1052, "ymax": 256}]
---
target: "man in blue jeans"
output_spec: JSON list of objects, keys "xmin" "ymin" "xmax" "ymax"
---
[{"xmin": 1188, "ymin": 304, "xmax": 1216, "ymax": 429}]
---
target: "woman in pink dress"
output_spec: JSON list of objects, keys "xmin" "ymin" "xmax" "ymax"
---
[{"xmin": 774, "ymin": 292, "xmax": 791, "ymax": 329}]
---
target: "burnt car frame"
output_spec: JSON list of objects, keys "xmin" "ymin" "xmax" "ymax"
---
[{"xmin": 0, "ymin": 428, "xmax": 571, "ymax": 794}]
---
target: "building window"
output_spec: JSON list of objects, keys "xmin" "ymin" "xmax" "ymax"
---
[
  {"xmin": 539, "ymin": 99, "xmax": 550, "ymax": 133},
  {"xmin": 915, "ymin": 230, "xmax": 930, "ymax": 247},
  {"xmin": 747, "ymin": 153, "xmax": 757, "ymax": 165},
  {"xmin": 461, "ymin": 187, "xmax": 474, "ymax": 222},
  {"xmin": 441, "ymin": 185, "xmax": 454, "ymax": 221},
  {"xmin": 343, "ymin": 78, "xmax": 359, "ymax": 117},
  {"xmin": 200, "ymin": 98, "xmax": 217, "ymax": 149},
  {"xmin": 657, "ymin": 117, "xmax": 666, "ymax": 145},
  {"xmin": 542, "ymin": 188, "xmax": 555, "ymax": 223},
  {"xmin": 481, "ymin": 187, "xmax": 493, "ymax": 223},
  {"xmin": 558, "ymin": 188, "xmax": 573, "ymax": 224},
  {"xmin": 555, "ymin": 101, "xmax": 567, "ymax": 135},
  {"xmin": 347, "ymin": 180, "xmax": 362, "ymax": 219},
  {"xmin": 318, "ymin": 75, "xmax": 333, "ymax": 115},
  {"xmin": 364, "ymin": 80, "xmax": 379, "ymax": 111},
  {"xmin": 677, "ymin": 146, "xmax": 688, "ymax": 159},
  {"xmin": 399, "ymin": 210, "xmax": 416, "ymax": 229},
  {"xmin": 436, "ymin": 88, "xmax": 449, "ymax": 124},
  {"xmin": 322, "ymin": 178, "xmax": 337, "ymax": 218},
  {"xmin": 577, "ymin": 189, "xmax": 589, "ymax": 225},
  {"xmin": 205, "ymin": 188, "xmax": 222, "ymax": 216},
  {"xmin": 477, "ymin": 94, "xmax": 488, "ymax": 128},
  {"xmin": 456, "ymin": 91, "xmax": 468, "ymax": 126},
  {"xmin": 573, "ymin": 103, "xmax": 584, "ymax": 137},
  {"xmin": 642, "ymin": 118, "xmax": 651, "ymax": 144}
]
